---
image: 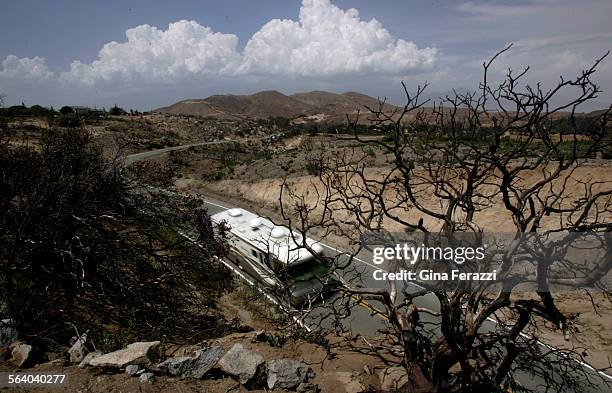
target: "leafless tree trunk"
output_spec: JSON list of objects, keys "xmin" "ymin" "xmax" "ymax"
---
[{"xmin": 278, "ymin": 46, "xmax": 612, "ymax": 392}]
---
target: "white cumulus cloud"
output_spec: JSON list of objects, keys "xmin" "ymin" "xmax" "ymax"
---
[
  {"xmin": 60, "ymin": 20, "xmax": 241, "ymax": 86},
  {"xmin": 238, "ymin": 0, "xmax": 437, "ymax": 76},
  {"xmin": 55, "ymin": 0, "xmax": 436, "ymax": 86},
  {"xmin": 0, "ymin": 55, "xmax": 53, "ymax": 81}
]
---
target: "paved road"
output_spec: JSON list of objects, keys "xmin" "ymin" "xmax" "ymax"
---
[{"xmin": 124, "ymin": 140, "xmax": 230, "ymax": 165}]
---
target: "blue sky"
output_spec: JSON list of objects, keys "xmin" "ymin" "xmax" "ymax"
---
[{"xmin": 1, "ymin": 0, "xmax": 610, "ymax": 110}]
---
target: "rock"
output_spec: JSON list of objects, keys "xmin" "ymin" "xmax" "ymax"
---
[
  {"xmin": 218, "ymin": 343, "xmax": 264, "ymax": 385},
  {"xmin": 0, "ymin": 319, "xmax": 18, "ymax": 348},
  {"xmin": 297, "ymin": 382, "xmax": 321, "ymax": 393},
  {"xmin": 10, "ymin": 343, "xmax": 35, "ymax": 368},
  {"xmin": 139, "ymin": 372, "xmax": 155, "ymax": 384},
  {"xmin": 267, "ymin": 358, "xmax": 313, "ymax": 389},
  {"xmin": 378, "ymin": 366, "xmax": 408, "ymax": 392},
  {"xmin": 125, "ymin": 364, "xmax": 140, "ymax": 376},
  {"xmin": 78, "ymin": 351, "xmax": 103, "ymax": 368},
  {"xmin": 363, "ymin": 365, "xmax": 372, "ymax": 375},
  {"xmin": 89, "ymin": 341, "xmax": 160, "ymax": 369},
  {"xmin": 165, "ymin": 345, "xmax": 202, "ymax": 357},
  {"xmin": 158, "ymin": 346, "xmax": 223, "ymax": 379},
  {"xmin": 68, "ymin": 334, "xmax": 88, "ymax": 363}
]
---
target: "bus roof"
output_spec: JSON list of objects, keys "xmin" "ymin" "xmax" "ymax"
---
[{"xmin": 210, "ymin": 208, "xmax": 323, "ymax": 265}]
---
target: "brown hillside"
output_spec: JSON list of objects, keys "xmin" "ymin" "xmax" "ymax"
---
[
  {"xmin": 154, "ymin": 90, "xmax": 399, "ymax": 122},
  {"xmin": 154, "ymin": 90, "xmax": 597, "ymax": 124},
  {"xmin": 155, "ymin": 90, "xmax": 311, "ymax": 120}
]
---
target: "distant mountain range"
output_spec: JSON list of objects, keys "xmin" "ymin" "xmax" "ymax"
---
[
  {"xmin": 154, "ymin": 90, "xmax": 608, "ymax": 123},
  {"xmin": 154, "ymin": 90, "xmax": 398, "ymax": 123}
]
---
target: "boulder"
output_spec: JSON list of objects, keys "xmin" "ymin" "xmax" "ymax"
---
[
  {"xmin": 158, "ymin": 346, "xmax": 224, "ymax": 379},
  {"xmin": 139, "ymin": 372, "xmax": 155, "ymax": 384},
  {"xmin": 218, "ymin": 343, "xmax": 264, "ymax": 385},
  {"xmin": 267, "ymin": 358, "xmax": 313, "ymax": 389},
  {"xmin": 89, "ymin": 341, "xmax": 160, "ymax": 369},
  {"xmin": 78, "ymin": 351, "xmax": 103, "ymax": 368},
  {"xmin": 0, "ymin": 319, "xmax": 18, "ymax": 348},
  {"xmin": 125, "ymin": 364, "xmax": 140, "ymax": 376},
  {"xmin": 10, "ymin": 343, "xmax": 35, "ymax": 368},
  {"xmin": 68, "ymin": 333, "xmax": 88, "ymax": 363}
]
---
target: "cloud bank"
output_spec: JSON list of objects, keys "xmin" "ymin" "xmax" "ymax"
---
[
  {"xmin": 0, "ymin": 55, "xmax": 53, "ymax": 81},
  {"xmin": 1, "ymin": 0, "xmax": 437, "ymax": 89},
  {"xmin": 60, "ymin": 21, "xmax": 241, "ymax": 86},
  {"xmin": 238, "ymin": 0, "xmax": 436, "ymax": 76}
]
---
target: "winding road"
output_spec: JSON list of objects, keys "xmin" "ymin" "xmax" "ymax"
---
[{"xmin": 124, "ymin": 140, "xmax": 230, "ymax": 165}]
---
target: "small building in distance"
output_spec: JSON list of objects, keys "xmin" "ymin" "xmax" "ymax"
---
[{"xmin": 69, "ymin": 106, "xmax": 105, "ymax": 116}]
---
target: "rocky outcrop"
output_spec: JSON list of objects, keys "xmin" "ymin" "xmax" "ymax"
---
[
  {"xmin": 10, "ymin": 343, "xmax": 35, "ymax": 368},
  {"xmin": 78, "ymin": 351, "xmax": 102, "ymax": 368},
  {"xmin": 267, "ymin": 358, "xmax": 314, "ymax": 389},
  {"xmin": 11, "ymin": 333, "xmax": 325, "ymax": 390},
  {"xmin": 158, "ymin": 346, "xmax": 224, "ymax": 379},
  {"xmin": 89, "ymin": 341, "xmax": 160, "ymax": 369},
  {"xmin": 218, "ymin": 343, "xmax": 265, "ymax": 385}
]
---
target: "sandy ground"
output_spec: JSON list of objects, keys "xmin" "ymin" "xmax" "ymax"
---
[
  {"xmin": 201, "ymin": 162, "xmax": 612, "ymax": 233},
  {"xmin": 529, "ymin": 292, "xmax": 612, "ymax": 370}
]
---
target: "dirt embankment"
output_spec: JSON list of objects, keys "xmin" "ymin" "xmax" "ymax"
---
[{"xmin": 193, "ymin": 162, "xmax": 612, "ymax": 233}]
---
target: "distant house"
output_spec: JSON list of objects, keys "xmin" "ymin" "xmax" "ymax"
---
[
  {"xmin": 70, "ymin": 106, "xmax": 91, "ymax": 115},
  {"xmin": 70, "ymin": 106, "xmax": 105, "ymax": 116}
]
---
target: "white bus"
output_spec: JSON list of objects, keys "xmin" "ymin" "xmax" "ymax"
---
[{"xmin": 211, "ymin": 208, "xmax": 337, "ymax": 305}]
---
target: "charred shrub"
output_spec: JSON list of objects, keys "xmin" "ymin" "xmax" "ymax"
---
[
  {"xmin": 0, "ymin": 128, "xmax": 233, "ymax": 346},
  {"xmin": 128, "ymin": 160, "xmax": 177, "ymax": 187}
]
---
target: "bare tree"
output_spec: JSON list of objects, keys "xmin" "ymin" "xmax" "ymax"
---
[{"xmin": 278, "ymin": 46, "xmax": 612, "ymax": 392}]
